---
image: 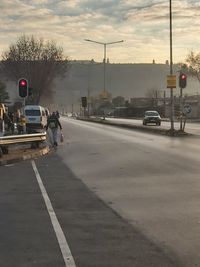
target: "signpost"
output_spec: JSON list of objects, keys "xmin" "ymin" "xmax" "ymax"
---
[
  {"xmin": 167, "ymin": 74, "xmax": 176, "ymax": 134},
  {"xmin": 182, "ymin": 104, "xmax": 192, "ymax": 132},
  {"xmin": 183, "ymin": 104, "xmax": 192, "ymax": 115},
  {"xmin": 167, "ymin": 75, "xmax": 176, "ymax": 88}
]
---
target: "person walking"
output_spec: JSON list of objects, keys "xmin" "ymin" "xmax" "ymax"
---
[
  {"xmin": 17, "ymin": 115, "xmax": 26, "ymax": 134},
  {"xmin": 3, "ymin": 112, "xmax": 12, "ymax": 133},
  {"xmin": 8, "ymin": 112, "xmax": 14, "ymax": 134},
  {"xmin": 46, "ymin": 112, "xmax": 62, "ymax": 146},
  {"xmin": 55, "ymin": 110, "xmax": 60, "ymax": 119}
]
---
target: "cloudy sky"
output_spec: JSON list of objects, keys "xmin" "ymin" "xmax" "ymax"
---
[{"xmin": 0, "ymin": 0, "xmax": 200, "ymax": 63}]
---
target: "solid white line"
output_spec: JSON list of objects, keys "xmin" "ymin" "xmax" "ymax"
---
[{"xmin": 31, "ymin": 160, "xmax": 76, "ymax": 267}]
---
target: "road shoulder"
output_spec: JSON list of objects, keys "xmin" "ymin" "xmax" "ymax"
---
[{"xmin": 0, "ymin": 145, "xmax": 50, "ymax": 166}]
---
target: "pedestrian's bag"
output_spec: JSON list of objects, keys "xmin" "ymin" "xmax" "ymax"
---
[{"xmin": 60, "ymin": 132, "xmax": 64, "ymax": 143}]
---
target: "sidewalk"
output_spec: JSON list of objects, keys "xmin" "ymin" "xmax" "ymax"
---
[{"xmin": 0, "ymin": 143, "xmax": 50, "ymax": 166}]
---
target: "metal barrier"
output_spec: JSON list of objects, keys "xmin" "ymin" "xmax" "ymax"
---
[
  {"xmin": 0, "ymin": 132, "xmax": 47, "ymax": 157},
  {"xmin": 0, "ymin": 132, "xmax": 46, "ymax": 145}
]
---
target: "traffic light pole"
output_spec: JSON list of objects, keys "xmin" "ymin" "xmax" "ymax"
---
[
  {"xmin": 179, "ymin": 73, "xmax": 187, "ymax": 131},
  {"xmin": 23, "ymin": 97, "xmax": 26, "ymax": 108},
  {"xmin": 180, "ymin": 87, "xmax": 183, "ymax": 131},
  {"xmin": 169, "ymin": 0, "xmax": 174, "ymax": 133}
]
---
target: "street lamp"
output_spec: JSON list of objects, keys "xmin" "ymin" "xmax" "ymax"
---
[
  {"xmin": 80, "ymin": 61, "xmax": 101, "ymax": 116},
  {"xmin": 84, "ymin": 39, "xmax": 124, "ymax": 96}
]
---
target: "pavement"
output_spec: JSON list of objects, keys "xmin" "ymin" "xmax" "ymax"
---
[{"xmin": 0, "ymin": 143, "xmax": 50, "ymax": 166}]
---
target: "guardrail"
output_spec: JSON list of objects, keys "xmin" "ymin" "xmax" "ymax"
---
[
  {"xmin": 0, "ymin": 132, "xmax": 47, "ymax": 156},
  {"xmin": 0, "ymin": 132, "xmax": 46, "ymax": 145}
]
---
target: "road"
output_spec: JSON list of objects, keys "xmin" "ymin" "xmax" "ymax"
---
[
  {"xmin": 60, "ymin": 117, "xmax": 200, "ymax": 267},
  {"xmin": 2, "ymin": 117, "xmax": 200, "ymax": 266}
]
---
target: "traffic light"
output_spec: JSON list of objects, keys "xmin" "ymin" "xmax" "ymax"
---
[
  {"xmin": 18, "ymin": 78, "xmax": 28, "ymax": 97},
  {"xmin": 81, "ymin": 97, "xmax": 87, "ymax": 107},
  {"xmin": 28, "ymin": 87, "xmax": 33, "ymax": 96},
  {"xmin": 179, "ymin": 73, "xmax": 187, "ymax": 88}
]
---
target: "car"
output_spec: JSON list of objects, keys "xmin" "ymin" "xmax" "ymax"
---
[
  {"xmin": 143, "ymin": 110, "xmax": 161, "ymax": 126},
  {"xmin": 22, "ymin": 105, "xmax": 48, "ymax": 132}
]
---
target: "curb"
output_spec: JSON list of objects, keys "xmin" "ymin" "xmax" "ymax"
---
[
  {"xmin": 77, "ymin": 117, "xmax": 190, "ymax": 137},
  {"xmin": 0, "ymin": 146, "xmax": 50, "ymax": 166}
]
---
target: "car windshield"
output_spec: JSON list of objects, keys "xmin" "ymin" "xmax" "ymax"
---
[
  {"xmin": 145, "ymin": 111, "xmax": 159, "ymax": 116},
  {"xmin": 25, "ymin": 110, "xmax": 41, "ymax": 116}
]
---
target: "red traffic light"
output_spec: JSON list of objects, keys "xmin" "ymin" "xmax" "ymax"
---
[
  {"xmin": 19, "ymin": 79, "xmax": 27, "ymax": 86},
  {"xmin": 179, "ymin": 73, "xmax": 187, "ymax": 88},
  {"xmin": 18, "ymin": 78, "xmax": 28, "ymax": 97}
]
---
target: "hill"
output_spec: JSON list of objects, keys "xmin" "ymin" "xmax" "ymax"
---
[{"xmin": 3, "ymin": 62, "xmax": 200, "ymax": 112}]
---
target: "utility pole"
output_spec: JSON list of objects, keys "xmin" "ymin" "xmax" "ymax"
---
[
  {"xmin": 169, "ymin": 0, "xmax": 174, "ymax": 133},
  {"xmin": 180, "ymin": 86, "xmax": 183, "ymax": 130},
  {"xmin": 71, "ymin": 103, "xmax": 74, "ymax": 115},
  {"xmin": 87, "ymin": 63, "xmax": 90, "ymax": 116},
  {"xmin": 164, "ymin": 90, "xmax": 166, "ymax": 117}
]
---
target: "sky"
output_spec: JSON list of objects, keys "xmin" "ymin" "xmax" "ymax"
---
[{"xmin": 0, "ymin": 0, "xmax": 200, "ymax": 63}]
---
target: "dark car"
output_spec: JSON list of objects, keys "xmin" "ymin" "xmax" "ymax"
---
[{"xmin": 143, "ymin": 110, "xmax": 161, "ymax": 126}]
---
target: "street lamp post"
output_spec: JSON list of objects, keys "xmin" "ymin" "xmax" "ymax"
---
[
  {"xmin": 84, "ymin": 39, "xmax": 124, "ymax": 95},
  {"xmin": 169, "ymin": 0, "xmax": 174, "ymax": 133},
  {"xmin": 80, "ymin": 61, "xmax": 100, "ymax": 116}
]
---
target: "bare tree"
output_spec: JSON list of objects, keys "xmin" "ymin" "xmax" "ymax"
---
[
  {"xmin": 1, "ymin": 35, "xmax": 68, "ymax": 104},
  {"xmin": 185, "ymin": 52, "xmax": 200, "ymax": 82},
  {"xmin": 0, "ymin": 81, "xmax": 9, "ymax": 102},
  {"xmin": 180, "ymin": 51, "xmax": 200, "ymax": 82}
]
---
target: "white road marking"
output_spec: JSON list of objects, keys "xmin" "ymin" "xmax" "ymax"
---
[{"xmin": 31, "ymin": 160, "xmax": 76, "ymax": 267}]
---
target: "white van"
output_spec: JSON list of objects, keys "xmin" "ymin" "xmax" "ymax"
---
[{"xmin": 23, "ymin": 105, "xmax": 48, "ymax": 131}]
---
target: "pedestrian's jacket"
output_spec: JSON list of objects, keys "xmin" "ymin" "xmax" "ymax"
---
[{"xmin": 46, "ymin": 115, "xmax": 62, "ymax": 130}]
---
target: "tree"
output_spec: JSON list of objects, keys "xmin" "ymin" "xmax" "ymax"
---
[
  {"xmin": 0, "ymin": 81, "xmax": 9, "ymax": 102},
  {"xmin": 112, "ymin": 96, "xmax": 125, "ymax": 107},
  {"xmin": 1, "ymin": 35, "xmax": 68, "ymax": 104},
  {"xmin": 184, "ymin": 51, "xmax": 200, "ymax": 82}
]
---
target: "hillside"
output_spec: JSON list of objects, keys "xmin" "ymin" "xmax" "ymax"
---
[{"xmin": 3, "ymin": 62, "xmax": 200, "ymax": 112}]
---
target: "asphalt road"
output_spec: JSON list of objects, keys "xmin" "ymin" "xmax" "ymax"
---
[
  {"xmin": 59, "ymin": 117, "xmax": 200, "ymax": 267},
  {"xmin": 0, "ymin": 156, "xmax": 182, "ymax": 267},
  {"xmin": 1, "ymin": 117, "xmax": 200, "ymax": 266}
]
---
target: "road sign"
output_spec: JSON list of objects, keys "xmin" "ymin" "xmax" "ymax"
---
[
  {"xmin": 167, "ymin": 75, "xmax": 176, "ymax": 88},
  {"xmin": 183, "ymin": 104, "xmax": 192, "ymax": 115}
]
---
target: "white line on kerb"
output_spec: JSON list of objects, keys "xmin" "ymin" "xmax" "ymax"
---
[{"xmin": 31, "ymin": 160, "xmax": 76, "ymax": 267}]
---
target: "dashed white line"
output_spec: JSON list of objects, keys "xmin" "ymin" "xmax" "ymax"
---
[{"xmin": 31, "ymin": 160, "xmax": 76, "ymax": 267}]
